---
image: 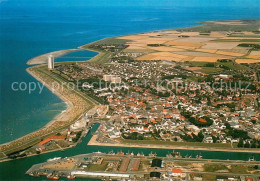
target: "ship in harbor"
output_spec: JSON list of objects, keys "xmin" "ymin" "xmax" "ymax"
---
[
  {"xmin": 47, "ymin": 157, "xmax": 61, "ymax": 162},
  {"xmin": 66, "ymin": 174, "xmax": 76, "ymax": 179},
  {"xmin": 171, "ymin": 150, "xmax": 182, "ymax": 158},
  {"xmin": 47, "ymin": 173, "xmax": 59, "ymax": 180}
]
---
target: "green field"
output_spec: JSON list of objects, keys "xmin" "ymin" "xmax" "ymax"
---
[
  {"xmin": 84, "ymin": 163, "xmax": 108, "ymax": 171},
  {"xmin": 204, "ymin": 164, "xmax": 228, "ymax": 172},
  {"xmin": 82, "ymin": 37, "xmax": 130, "ymax": 47},
  {"xmin": 186, "ymin": 61, "xmax": 248, "ymax": 73},
  {"xmin": 178, "ymin": 19, "xmax": 260, "ymax": 32},
  {"xmin": 198, "ymin": 67, "xmax": 223, "ymax": 73}
]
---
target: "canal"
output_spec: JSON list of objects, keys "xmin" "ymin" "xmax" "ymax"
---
[{"xmin": 0, "ymin": 123, "xmax": 259, "ymax": 180}]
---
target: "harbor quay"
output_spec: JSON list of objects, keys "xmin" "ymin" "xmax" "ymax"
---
[{"xmin": 26, "ymin": 152, "xmax": 260, "ymax": 180}]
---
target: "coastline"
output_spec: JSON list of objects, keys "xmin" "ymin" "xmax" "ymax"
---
[
  {"xmin": 1, "ymin": 19, "xmax": 260, "ymax": 163},
  {"xmin": 27, "ymin": 49, "xmax": 79, "ymax": 65},
  {"xmin": 88, "ymin": 135, "xmax": 260, "ymax": 154},
  {"xmin": 0, "ymin": 63, "xmax": 98, "ymax": 158},
  {"xmin": 26, "ymin": 67, "xmax": 74, "ymax": 127},
  {"xmin": 0, "ymin": 126, "xmax": 90, "ymax": 163}
]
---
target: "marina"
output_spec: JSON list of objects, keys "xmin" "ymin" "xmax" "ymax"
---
[
  {"xmin": 1, "ymin": 124, "xmax": 260, "ymax": 181},
  {"xmin": 26, "ymin": 152, "xmax": 260, "ymax": 180}
]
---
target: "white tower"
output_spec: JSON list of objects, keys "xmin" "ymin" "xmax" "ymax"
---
[{"xmin": 48, "ymin": 55, "xmax": 54, "ymax": 70}]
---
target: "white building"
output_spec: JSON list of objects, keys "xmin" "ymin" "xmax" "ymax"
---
[
  {"xmin": 48, "ymin": 55, "xmax": 54, "ymax": 70},
  {"xmin": 70, "ymin": 119, "xmax": 88, "ymax": 131},
  {"xmin": 103, "ymin": 75, "xmax": 121, "ymax": 84}
]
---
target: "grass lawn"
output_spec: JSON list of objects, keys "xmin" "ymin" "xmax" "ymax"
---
[
  {"xmin": 89, "ymin": 37, "xmax": 130, "ymax": 45},
  {"xmin": 85, "ymin": 163, "xmax": 108, "ymax": 171},
  {"xmin": 4, "ymin": 138, "xmax": 41, "ymax": 155},
  {"xmin": 202, "ymin": 174, "xmax": 216, "ymax": 181},
  {"xmin": 204, "ymin": 164, "xmax": 228, "ymax": 172},
  {"xmin": 187, "ymin": 61, "xmax": 211, "ymax": 67},
  {"xmin": 198, "ymin": 67, "xmax": 223, "ymax": 73},
  {"xmin": 122, "ymin": 139, "xmax": 233, "ymax": 149},
  {"xmin": 89, "ymin": 51, "xmax": 111, "ymax": 64},
  {"xmin": 217, "ymin": 61, "xmax": 247, "ymax": 70},
  {"xmin": 187, "ymin": 61, "xmax": 247, "ymax": 73},
  {"xmin": 140, "ymin": 160, "xmax": 150, "ymax": 171},
  {"xmin": 229, "ymin": 165, "xmax": 249, "ymax": 174},
  {"xmin": 177, "ymin": 19, "xmax": 260, "ymax": 32},
  {"xmin": 0, "ymin": 152, "xmax": 6, "ymax": 159}
]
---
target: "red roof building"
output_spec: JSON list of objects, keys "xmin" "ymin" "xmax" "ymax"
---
[{"xmin": 38, "ymin": 135, "xmax": 65, "ymax": 146}]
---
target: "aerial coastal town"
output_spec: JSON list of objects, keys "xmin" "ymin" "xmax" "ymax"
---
[
  {"xmin": 54, "ymin": 19, "xmax": 260, "ymax": 150},
  {"xmin": 0, "ymin": 19, "xmax": 259, "ymax": 180}
]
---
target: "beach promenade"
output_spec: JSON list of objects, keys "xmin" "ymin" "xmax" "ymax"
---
[{"xmin": 0, "ymin": 64, "xmax": 99, "ymax": 158}]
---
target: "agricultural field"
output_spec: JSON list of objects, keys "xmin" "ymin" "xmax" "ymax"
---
[{"xmin": 111, "ymin": 19, "xmax": 260, "ymax": 65}]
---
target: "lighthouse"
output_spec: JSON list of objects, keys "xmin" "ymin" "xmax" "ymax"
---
[{"xmin": 48, "ymin": 55, "xmax": 54, "ymax": 70}]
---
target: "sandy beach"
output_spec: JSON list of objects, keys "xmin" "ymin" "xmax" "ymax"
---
[
  {"xmin": 88, "ymin": 135, "xmax": 260, "ymax": 153},
  {"xmin": 0, "ymin": 65, "xmax": 97, "ymax": 155}
]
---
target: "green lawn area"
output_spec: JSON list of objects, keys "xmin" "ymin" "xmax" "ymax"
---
[
  {"xmin": 177, "ymin": 19, "xmax": 260, "ymax": 32},
  {"xmin": 202, "ymin": 174, "xmax": 216, "ymax": 181},
  {"xmin": 217, "ymin": 61, "xmax": 247, "ymax": 70},
  {"xmin": 204, "ymin": 164, "xmax": 228, "ymax": 172},
  {"xmin": 0, "ymin": 152, "xmax": 6, "ymax": 159},
  {"xmin": 89, "ymin": 37, "xmax": 130, "ymax": 45},
  {"xmin": 84, "ymin": 163, "xmax": 108, "ymax": 171},
  {"xmin": 229, "ymin": 165, "xmax": 249, "ymax": 174},
  {"xmin": 198, "ymin": 67, "xmax": 223, "ymax": 73},
  {"xmin": 122, "ymin": 139, "xmax": 233, "ymax": 148},
  {"xmin": 186, "ymin": 61, "xmax": 247, "ymax": 73},
  {"xmin": 187, "ymin": 61, "xmax": 211, "ymax": 67},
  {"xmin": 88, "ymin": 51, "xmax": 111, "ymax": 63},
  {"xmin": 4, "ymin": 138, "xmax": 41, "ymax": 155}
]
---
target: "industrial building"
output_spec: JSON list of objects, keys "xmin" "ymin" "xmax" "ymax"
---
[
  {"xmin": 130, "ymin": 159, "xmax": 141, "ymax": 171},
  {"xmin": 119, "ymin": 157, "xmax": 130, "ymax": 172}
]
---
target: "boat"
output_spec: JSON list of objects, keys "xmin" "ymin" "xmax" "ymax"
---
[
  {"xmin": 47, "ymin": 174, "xmax": 59, "ymax": 180},
  {"xmin": 248, "ymin": 156, "xmax": 255, "ymax": 161},
  {"xmin": 171, "ymin": 150, "xmax": 181, "ymax": 158},
  {"xmin": 47, "ymin": 157, "xmax": 61, "ymax": 162},
  {"xmin": 185, "ymin": 154, "xmax": 192, "ymax": 158},
  {"xmin": 149, "ymin": 151, "xmax": 157, "ymax": 157},
  {"xmin": 67, "ymin": 175, "xmax": 76, "ymax": 179},
  {"xmin": 29, "ymin": 172, "xmax": 40, "ymax": 177},
  {"xmin": 166, "ymin": 153, "xmax": 173, "ymax": 158},
  {"xmin": 108, "ymin": 150, "xmax": 115, "ymax": 155},
  {"xmin": 196, "ymin": 154, "xmax": 203, "ymax": 159}
]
